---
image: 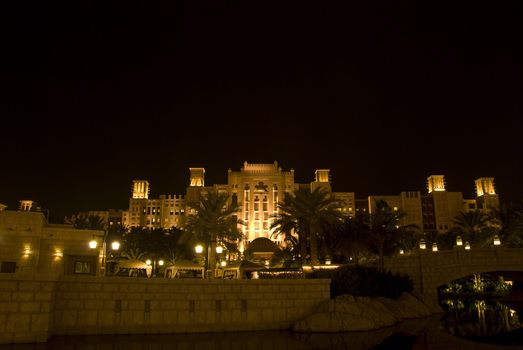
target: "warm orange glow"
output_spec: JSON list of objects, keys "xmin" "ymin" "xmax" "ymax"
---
[
  {"xmin": 189, "ymin": 168, "xmax": 205, "ymax": 187},
  {"xmin": 427, "ymin": 175, "xmax": 446, "ymax": 193},
  {"xmin": 315, "ymin": 169, "xmax": 330, "ymax": 183},
  {"xmin": 475, "ymin": 177, "xmax": 496, "ymax": 197}
]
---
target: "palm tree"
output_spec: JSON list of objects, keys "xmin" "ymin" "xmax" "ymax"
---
[
  {"xmin": 329, "ymin": 214, "xmax": 370, "ymax": 266},
  {"xmin": 184, "ymin": 190, "xmax": 243, "ymax": 276},
  {"xmin": 490, "ymin": 204, "xmax": 523, "ymax": 247},
  {"xmin": 452, "ymin": 210, "xmax": 493, "ymax": 247},
  {"xmin": 271, "ymin": 187, "xmax": 343, "ymax": 265},
  {"xmin": 367, "ymin": 200, "xmax": 414, "ymax": 271}
]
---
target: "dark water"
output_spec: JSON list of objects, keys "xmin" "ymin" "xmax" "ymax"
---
[
  {"xmin": 439, "ymin": 297, "xmax": 523, "ymax": 346},
  {"xmin": 3, "ymin": 314, "xmax": 522, "ymax": 350}
]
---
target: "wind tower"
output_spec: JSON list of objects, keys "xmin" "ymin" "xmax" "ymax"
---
[
  {"xmin": 475, "ymin": 177, "xmax": 499, "ymax": 211},
  {"xmin": 132, "ymin": 180, "xmax": 150, "ymax": 199}
]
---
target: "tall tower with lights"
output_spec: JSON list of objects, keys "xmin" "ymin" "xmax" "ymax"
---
[{"xmin": 475, "ymin": 177, "xmax": 499, "ymax": 211}]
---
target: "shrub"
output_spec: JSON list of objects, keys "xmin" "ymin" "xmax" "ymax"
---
[{"xmin": 328, "ymin": 265, "xmax": 413, "ymax": 299}]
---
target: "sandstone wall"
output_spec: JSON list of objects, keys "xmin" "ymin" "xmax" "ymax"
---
[
  {"xmin": 0, "ymin": 275, "xmax": 330, "ymax": 344},
  {"xmin": 0, "ymin": 274, "xmax": 57, "ymax": 344}
]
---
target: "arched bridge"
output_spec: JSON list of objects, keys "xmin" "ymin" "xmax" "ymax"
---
[{"xmin": 383, "ymin": 248, "xmax": 523, "ymax": 307}]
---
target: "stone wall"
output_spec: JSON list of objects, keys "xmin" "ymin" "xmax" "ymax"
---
[
  {"xmin": 0, "ymin": 274, "xmax": 57, "ymax": 344},
  {"xmin": 384, "ymin": 248, "xmax": 523, "ymax": 303},
  {"xmin": 0, "ymin": 275, "xmax": 330, "ymax": 344}
]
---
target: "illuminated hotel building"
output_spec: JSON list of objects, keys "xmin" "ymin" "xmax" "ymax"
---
[
  {"xmin": 123, "ymin": 180, "xmax": 186, "ymax": 229},
  {"xmin": 122, "ymin": 162, "xmax": 500, "ymax": 238},
  {"xmin": 369, "ymin": 175, "xmax": 500, "ymax": 234},
  {"xmin": 124, "ymin": 161, "xmax": 355, "ymax": 243}
]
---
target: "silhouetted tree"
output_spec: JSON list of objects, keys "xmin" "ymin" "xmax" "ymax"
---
[
  {"xmin": 184, "ymin": 190, "xmax": 243, "ymax": 276},
  {"xmin": 271, "ymin": 187, "xmax": 343, "ymax": 265}
]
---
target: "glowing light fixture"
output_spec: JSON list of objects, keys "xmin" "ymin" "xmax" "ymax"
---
[
  {"xmin": 145, "ymin": 259, "xmax": 151, "ymax": 266},
  {"xmin": 23, "ymin": 246, "xmax": 32, "ymax": 255},
  {"xmin": 158, "ymin": 260, "xmax": 164, "ymax": 266},
  {"xmin": 325, "ymin": 258, "xmax": 332, "ymax": 264},
  {"xmin": 493, "ymin": 235, "xmax": 501, "ymax": 246},
  {"xmin": 54, "ymin": 250, "xmax": 63, "ymax": 258},
  {"xmin": 195, "ymin": 245, "xmax": 203, "ymax": 254},
  {"xmin": 456, "ymin": 236, "xmax": 463, "ymax": 246},
  {"xmin": 89, "ymin": 240, "xmax": 98, "ymax": 249},
  {"xmin": 220, "ymin": 261, "xmax": 227, "ymax": 267},
  {"xmin": 399, "ymin": 249, "xmax": 404, "ymax": 255},
  {"xmin": 111, "ymin": 241, "xmax": 120, "ymax": 250},
  {"xmin": 216, "ymin": 246, "xmax": 223, "ymax": 254},
  {"xmin": 419, "ymin": 239, "xmax": 426, "ymax": 250},
  {"xmin": 432, "ymin": 243, "xmax": 438, "ymax": 252},
  {"xmin": 465, "ymin": 242, "xmax": 471, "ymax": 250}
]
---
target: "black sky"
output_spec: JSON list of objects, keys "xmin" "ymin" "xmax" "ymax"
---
[{"xmin": 4, "ymin": 1, "xmax": 523, "ymax": 217}]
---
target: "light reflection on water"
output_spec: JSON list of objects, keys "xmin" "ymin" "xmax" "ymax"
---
[
  {"xmin": 2, "ymin": 315, "xmax": 520, "ymax": 350},
  {"xmin": 440, "ymin": 298, "xmax": 522, "ymax": 344}
]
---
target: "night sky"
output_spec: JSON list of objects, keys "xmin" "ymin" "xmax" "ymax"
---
[{"xmin": 5, "ymin": 1, "xmax": 522, "ymax": 218}]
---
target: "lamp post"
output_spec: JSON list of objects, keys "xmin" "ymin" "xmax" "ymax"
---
[{"xmin": 89, "ymin": 232, "xmax": 120, "ymax": 276}]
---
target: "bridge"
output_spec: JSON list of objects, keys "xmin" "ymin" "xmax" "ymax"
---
[{"xmin": 383, "ymin": 248, "xmax": 523, "ymax": 308}]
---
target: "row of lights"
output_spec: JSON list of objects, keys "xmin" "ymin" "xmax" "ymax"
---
[{"xmin": 416, "ymin": 234, "xmax": 501, "ymax": 252}]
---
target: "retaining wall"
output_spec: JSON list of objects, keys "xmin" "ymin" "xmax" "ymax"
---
[{"xmin": 0, "ymin": 275, "xmax": 330, "ymax": 344}]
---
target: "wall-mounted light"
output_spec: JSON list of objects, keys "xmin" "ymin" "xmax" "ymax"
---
[
  {"xmin": 432, "ymin": 243, "xmax": 438, "ymax": 252},
  {"xmin": 399, "ymin": 249, "xmax": 404, "ymax": 255},
  {"xmin": 456, "ymin": 235, "xmax": 463, "ymax": 246},
  {"xmin": 54, "ymin": 249, "xmax": 63, "ymax": 258},
  {"xmin": 465, "ymin": 242, "xmax": 471, "ymax": 250},
  {"xmin": 419, "ymin": 239, "xmax": 426, "ymax": 250},
  {"xmin": 493, "ymin": 235, "xmax": 501, "ymax": 246},
  {"xmin": 23, "ymin": 246, "xmax": 32, "ymax": 256},
  {"xmin": 89, "ymin": 240, "xmax": 98, "ymax": 249}
]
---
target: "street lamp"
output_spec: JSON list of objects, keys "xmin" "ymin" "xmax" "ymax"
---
[
  {"xmin": 195, "ymin": 244, "xmax": 204, "ymax": 254},
  {"xmin": 216, "ymin": 245, "xmax": 223, "ymax": 254},
  {"xmin": 111, "ymin": 241, "xmax": 120, "ymax": 251},
  {"xmin": 89, "ymin": 239, "xmax": 98, "ymax": 249}
]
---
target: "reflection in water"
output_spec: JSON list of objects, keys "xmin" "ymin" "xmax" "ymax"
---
[
  {"xmin": 1, "ymin": 311, "xmax": 522, "ymax": 350},
  {"xmin": 0, "ymin": 316, "xmax": 488, "ymax": 350},
  {"xmin": 440, "ymin": 298, "xmax": 522, "ymax": 344}
]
